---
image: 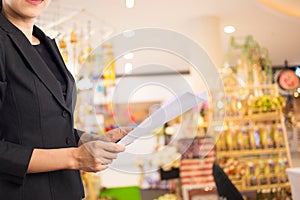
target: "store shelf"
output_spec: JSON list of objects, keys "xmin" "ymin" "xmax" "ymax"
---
[
  {"xmin": 241, "ymin": 182, "xmax": 290, "ymax": 192},
  {"xmin": 215, "ymin": 84, "xmax": 292, "ymax": 196},
  {"xmin": 228, "ymin": 175, "xmax": 290, "ymax": 192},
  {"xmin": 225, "ymin": 112, "xmax": 282, "ymax": 122},
  {"xmin": 217, "ymin": 148, "xmax": 287, "ymax": 158},
  {"xmin": 224, "ymin": 84, "xmax": 277, "ymax": 92}
]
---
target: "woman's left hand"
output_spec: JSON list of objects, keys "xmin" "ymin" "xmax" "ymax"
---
[{"xmin": 78, "ymin": 127, "xmax": 133, "ymax": 146}]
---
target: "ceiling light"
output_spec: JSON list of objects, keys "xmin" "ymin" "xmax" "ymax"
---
[
  {"xmin": 224, "ymin": 25, "xmax": 236, "ymax": 34},
  {"xmin": 125, "ymin": 63, "xmax": 133, "ymax": 74},
  {"xmin": 126, "ymin": 0, "xmax": 134, "ymax": 8},
  {"xmin": 124, "ymin": 52, "xmax": 134, "ymax": 60}
]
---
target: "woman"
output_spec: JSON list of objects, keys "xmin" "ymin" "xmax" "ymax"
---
[{"xmin": 0, "ymin": 0, "xmax": 130, "ymax": 199}]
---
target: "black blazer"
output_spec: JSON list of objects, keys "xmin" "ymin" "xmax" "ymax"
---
[{"xmin": 0, "ymin": 13, "xmax": 84, "ymax": 200}]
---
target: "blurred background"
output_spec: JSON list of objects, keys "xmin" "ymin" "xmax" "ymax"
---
[{"xmin": 37, "ymin": 1, "xmax": 300, "ymax": 199}]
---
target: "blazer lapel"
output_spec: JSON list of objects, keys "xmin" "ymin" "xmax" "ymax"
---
[
  {"xmin": 8, "ymin": 33, "xmax": 71, "ymax": 113},
  {"xmin": 45, "ymin": 38, "xmax": 74, "ymax": 109},
  {"xmin": 0, "ymin": 13, "xmax": 73, "ymax": 113}
]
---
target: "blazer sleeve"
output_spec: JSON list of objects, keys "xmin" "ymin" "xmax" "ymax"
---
[
  {"xmin": 0, "ymin": 36, "xmax": 34, "ymax": 185},
  {"xmin": 74, "ymin": 128, "xmax": 84, "ymax": 145}
]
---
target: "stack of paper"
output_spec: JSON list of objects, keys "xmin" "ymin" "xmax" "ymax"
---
[{"xmin": 118, "ymin": 91, "xmax": 207, "ymax": 146}]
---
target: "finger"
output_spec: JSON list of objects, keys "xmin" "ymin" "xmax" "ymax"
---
[
  {"xmin": 92, "ymin": 134, "xmax": 110, "ymax": 142},
  {"xmin": 95, "ymin": 141, "xmax": 125, "ymax": 153},
  {"xmin": 118, "ymin": 127, "xmax": 134, "ymax": 136},
  {"xmin": 93, "ymin": 164, "xmax": 108, "ymax": 172},
  {"xmin": 120, "ymin": 126, "xmax": 134, "ymax": 133},
  {"xmin": 81, "ymin": 133, "xmax": 110, "ymax": 144},
  {"xmin": 93, "ymin": 149, "xmax": 119, "ymax": 160},
  {"xmin": 95, "ymin": 157, "xmax": 113, "ymax": 165},
  {"xmin": 107, "ymin": 127, "xmax": 134, "ymax": 142}
]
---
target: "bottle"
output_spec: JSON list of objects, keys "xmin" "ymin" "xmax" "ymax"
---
[
  {"xmin": 250, "ymin": 163, "xmax": 258, "ymax": 186},
  {"xmin": 254, "ymin": 162, "xmax": 261, "ymax": 185},
  {"xmin": 237, "ymin": 129, "xmax": 244, "ymax": 150},
  {"xmin": 236, "ymin": 98, "xmax": 243, "ymax": 117},
  {"xmin": 258, "ymin": 160, "xmax": 267, "ymax": 185},
  {"xmin": 225, "ymin": 130, "xmax": 233, "ymax": 151},
  {"xmin": 270, "ymin": 124, "xmax": 276, "ymax": 148},
  {"xmin": 216, "ymin": 132, "xmax": 227, "ymax": 151},
  {"xmin": 249, "ymin": 127, "xmax": 257, "ymax": 150},
  {"xmin": 259, "ymin": 124, "xmax": 269, "ymax": 149},
  {"xmin": 278, "ymin": 158, "xmax": 288, "ymax": 183},
  {"xmin": 231, "ymin": 127, "xmax": 239, "ymax": 150},
  {"xmin": 254, "ymin": 126, "xmax": 261, "ymax": 149},
  {"xmin": 264, "ymin": 160, "xmax": 270, "ymax": 185},
  {"xmin": 256, "ymin": 190, "xmax": 262, "ymax": 199},
  {"xmin": 231, "ymin": 97, "xmax": 237, "ymax": 117},
  {"xmin": 277, "ymin": 126, "xmax": 285, "ymax": 148},
  {"xmin": 247, "ymin": 94, "xmax": 254, "ymax": 115},
  {"xmin": 266, "ymin": 125, "xmax": 274, "ymax": 148},
  {"xmin": 245, "ymin": 166, "xmax": 251, "ymax": 186},
  {"xmin": 243, "ymin": 128, "xmax": 250, "ymax": 150}
]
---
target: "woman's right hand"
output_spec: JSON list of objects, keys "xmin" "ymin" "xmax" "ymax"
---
[{"xmin": 72, "ymin": 140, "xmax": 125, "ymax": 172}]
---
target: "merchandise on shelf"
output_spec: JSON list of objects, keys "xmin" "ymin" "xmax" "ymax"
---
[
  {"xmin": 216, "ymin": 122, "xmax": 286, "ymax": 152},
  {"xmin": 218, "ymin": 156, "xmax": 289, "ymax": 187},
  {"xmin": 255, "ymin": 188, "xmax": 291, "ymax": 200},
  {"xmin": 225, "ymin": 93, "xmax": 285, "ymax": 118},
  {"xmin": 214, "ymin": 84, "xmax": 291, "ymax": 193}
]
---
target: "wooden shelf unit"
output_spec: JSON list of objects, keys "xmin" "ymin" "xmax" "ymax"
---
[{"xmin": 215, "ymin": 84, "xmax": 292, "ymax": 193}]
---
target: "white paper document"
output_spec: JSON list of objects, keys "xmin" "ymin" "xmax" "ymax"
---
[{"xmin": 118, "ymin": 91, "xmax": 207, "ymax": 146}]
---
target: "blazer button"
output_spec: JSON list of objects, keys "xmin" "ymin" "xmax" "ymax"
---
[
  {"xmin": 66, "ymin": 137, "xmax": 72, "ymax": 145},
  {"xmin": 62, "ymin": 110, "xmax": 68, "ymax": 118}
]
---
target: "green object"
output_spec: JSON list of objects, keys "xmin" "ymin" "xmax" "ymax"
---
[{"xmin": 99, "ymin": 186, "xmax": 142, "ymax": 200}]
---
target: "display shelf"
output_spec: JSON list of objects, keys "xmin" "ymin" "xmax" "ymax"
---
[
  {"xmin": 216, "ymin": 148, "xmax": 287, "ymax": 158},
  {"xmin": 225, "ymin": 111, "xmax": 282, "ymax": 122},
  {"xmin": 215, "ymin": 84, "xmax": 292, "ymax": 195},
  {"xmin": 241, "ymin": 182, "xmax": 290, "ymax": 192},
  {"xmin": 224, "ymin": 84, "xmax": 276, "ymax": 92}
]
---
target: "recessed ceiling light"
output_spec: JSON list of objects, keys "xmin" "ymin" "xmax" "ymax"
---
[
  {"xmin": 224, "ymin": 25, "xmax": 236, "ymax": 34},
  {"xmin": 126, "ymin": 0, "xmax": 134, "ymax": 8},
  {"xmin": 124, "ymin": 52, "xmax": 134, "ymax": 60},
  {"xmin": 125, "ymin": 63, "xmax": 133, "ymax": 74}
]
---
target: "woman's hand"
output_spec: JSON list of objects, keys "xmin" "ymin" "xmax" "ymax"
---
[
  {"xmin": 104, "ymin": 127, "xmax": 133, "ymax": 143},
  {"xmin": 72, "ymin": 140, "xmax": 125, "ymax": 172},
  {"xmin": 27, "ymin": 127, "xmax": 133, "ymax": 174},
  {"xmin": 73, "ymin": 127, "xmax": 133, "ymax": 172},
  {"xmin": 78, "ymin": 127, "xmax": 133, "ymax": 146}
]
